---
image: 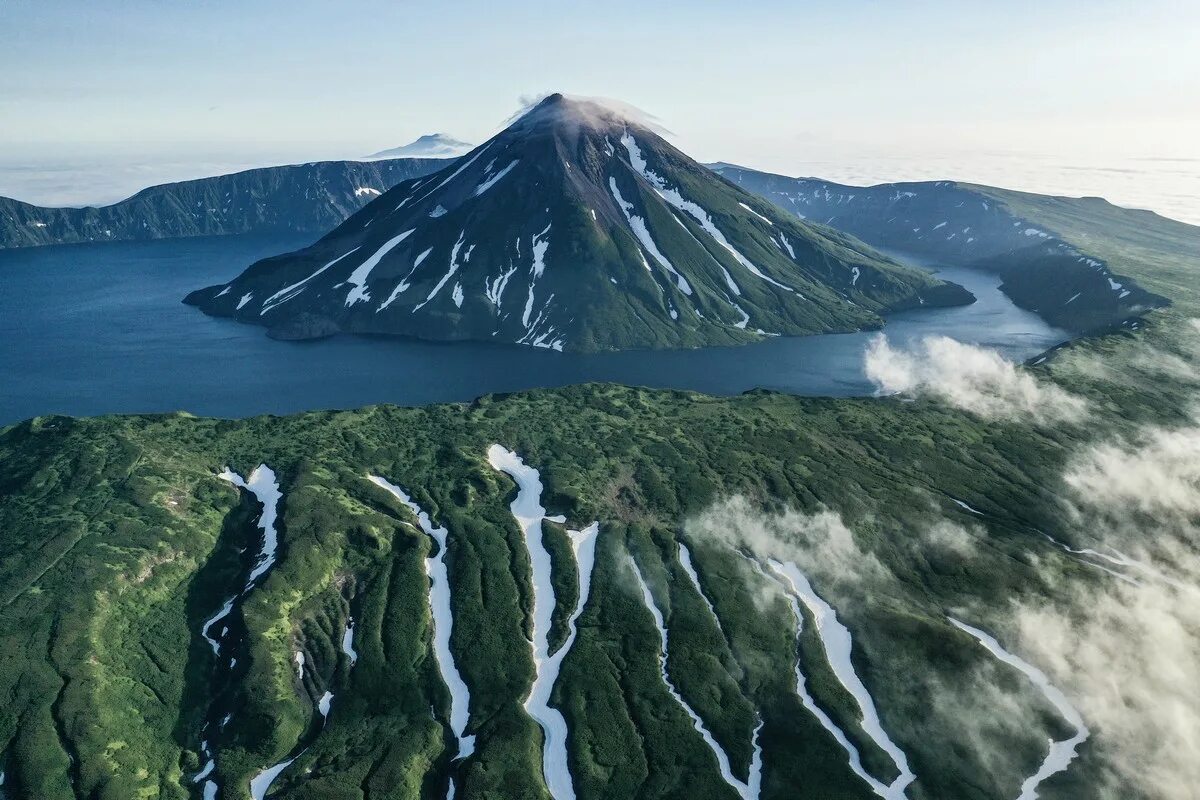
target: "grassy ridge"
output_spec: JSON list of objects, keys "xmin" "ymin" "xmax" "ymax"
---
[
  {"xmin": 1, "ymin": 201, "xmax": 1196, "ymax": 798},
  {"xmin": 0, "ymin": 375, "xmax": 1156, "ymax": 799}
]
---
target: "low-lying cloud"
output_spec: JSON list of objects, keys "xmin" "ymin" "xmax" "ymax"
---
[
  {"xmin": 1011, "ymin": 574, "xmax": 1200, "ymax": 799},
  {"xmin": 1002, "ymin": 398, "xmax": 1200, "ymax": 798},
  {"xmin": 1057, "ymin": 318, "xmax": 1200, "ymax": 389},
  {"xmin": 1066, "ymin": 422, "xmax": 1200, "ymax": 527},
  {"xmin": 685, "ymin": 424, "xmax": 1200, "ymax": 796},
  {"xmin": 685, "ymin": 496, "xmax": 888, "ymax": 593},
  {"xmin": 682, "ymin": 328, "xmax": 1200, "ymax": 796},
  {"xmin": 864, "ymin": 334, "xmax": 1087, "ymax": 424}
]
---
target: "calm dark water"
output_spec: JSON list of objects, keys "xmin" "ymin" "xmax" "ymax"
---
[{"xmin": 0, "ymin": 233, "xmax": 1068, "ymax": 425}]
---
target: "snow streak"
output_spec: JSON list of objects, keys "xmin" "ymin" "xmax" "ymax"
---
[
  {"xmin": 739, "ymin": 202, "xmax": 774, "ymax": 225},
  {"xmin": 531, "ymin": 223, "xmax": 552, "ymax": 279},
  {"xmin": 767, "ymin": 559, "xmax": 915, "ymax": 799},
  {"xmin": 261, "ymin": 248, "xmax": 362, "ymax": 315},
  {"xmin": 341, "ymin": 619, "xmax": 358, "ymax": 667},
  {"xmin": 750, "ymin": 557, "xmax": 897, "ymax": 798},
  {"xmin": 631, "ymin": 558, "xmax": 762, "ymax": 800},
  {"xmin": 485, "ymin": 264, "xmax": 518, "ymax": 307},
  {"xmin": 377, "ymin": 246, "xmax": 435, "ymax": 312},
  {"xmin": 949, "ymin": 618, "xmax": 1088, "ymax": 799},
  {"xmin": 475, "ymin": 159, "xmax": 520, "ymax": 196},
  {"xmin": 778, "ymin": 233, "xmax": 795, "ymax": 259},
  {"xmin": 620, "ymin": 131, "xmax": 796, "ymax": 294},
  {"xmin": 516, "ymin": 225, "xmax": 563, "ymax": 349},
  {"xmin": 413, "ymin": 231, "xmax": 466, "ymax": 312},
  {"xmin": 421, "ymin": 143, "xmax": 492, "ymax": 201},
  {"xmin": 677, "ymin": 543, "xmax": 724, "ymax": 636},
  {"xmin": 487, "ymin": 446, "xmax": 600, "ymax": 800},
  {"xmin": 369, "ymin": 476, "xmax": 475, "ymax": 800},
  {"xmin": 609, "ymin": 177, "xmax": 693, "ymax": 295},
  {"xmin": 197, "ymin": 466, "xmax": 289, "ymax": 800},
  {"xmin": 344, "ymin": 230, "xmax": 415, "ymax": 306}
]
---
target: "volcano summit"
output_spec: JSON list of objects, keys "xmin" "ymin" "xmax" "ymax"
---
[{"xmin": 186, "ymin": 95, "xmax": 972, "ymax": 351}]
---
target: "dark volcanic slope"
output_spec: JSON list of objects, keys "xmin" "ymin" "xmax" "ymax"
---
[
  {"xmin": 0, "ymin": 158, "xmax": 446, "ymax": 249},
  {"xmin": 712, "ymin": 164, "xmax": 1171, "ymax": 333},
  {"xmin": 186, "ymin": 95, "xmax": 972, "ymax": 352}
]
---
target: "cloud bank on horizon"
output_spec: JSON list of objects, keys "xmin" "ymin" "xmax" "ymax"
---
[{"xmin": 1, "ymin": 0, "xmax": 1197, "ymax": 217}]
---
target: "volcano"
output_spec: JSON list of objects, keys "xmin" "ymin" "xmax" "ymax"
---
[{"xmin": 185, "ymin": 94, "xmax": 972, "ymax": 351}]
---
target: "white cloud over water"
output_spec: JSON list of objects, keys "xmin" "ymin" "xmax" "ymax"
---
[{"xmin": 864, "ymin": 334, "xmax": 1087, "ymax": 424}]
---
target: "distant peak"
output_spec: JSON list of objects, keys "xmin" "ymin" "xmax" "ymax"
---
[
  {"xmin": 367, "ymin": 133, "xmax": 473, "ymax": 160},
  {"xmin": 414, "ymin": 133, "xmax": 469, "ymax": 145}
]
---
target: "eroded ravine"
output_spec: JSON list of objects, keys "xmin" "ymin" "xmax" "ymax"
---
[
  {"xmin": 199, "ymin": 466, "xmax": 342, "ymax": 799},
  {"xmin": 766, "ymin": 559, "xmax": 915, "ymax": 800},
  {"xmin": 1040, "ymin": 532, "xmax": 1195, "ymax": 592},
  {"xmin": 631, "ymin": 558, "xmax": 762, "ymax": 800},
  {"xmin": 189, "ymin": 463, "xmax": 1076, "ymax": 800},
  {"xmin": 948, "ymin": 618, "xmax": 1089, "ymax": 800},
  {"xmin": 368, "ymin": 475, "xmax": 475, "ymax": 797},
  {"xmin": 748, "ymin": 556, "xmax": 895, "ymax": 798},
  {"xmin": 193, "ymin": 465, "xmax": 284, "ymax": 800},
  {"xmin": 487, "ymin": 445, "xmax": 600, "ymax": 800},
  {"xmin": 677, "ymin": 542, "xmax": 726, "ymax": 637},
  {"xmin": 677, "ymin": 542, "xmax": 763, "ymax": 791},
  {"xmin": 248, "ymin": 657, "xmax": 337, "ymax": 800}
]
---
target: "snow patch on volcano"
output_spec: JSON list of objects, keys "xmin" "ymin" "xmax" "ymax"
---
[
  {"xmin": 414, "ymin": 231, "xmax": 466, "ymax": 312},
  {"xmin": 620, "ymin": 131, "xmax": 796, "ymax": 294},
  {"xmin": 345, "ymin": 229, "xmax": 415, "ymax": 306},
  {"xmin": 609, "ymin": 177, "xmax": 693, "ymax": 295},
  {"xmin": 475, "ymin": 159, "xmax": 520, "ymax": 196},
  {"xmin": 262, "ymin": 248, "xmax": 361, "ymax": 315}
]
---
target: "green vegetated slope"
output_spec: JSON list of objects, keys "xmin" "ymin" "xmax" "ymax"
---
[
  {"xmin": 974, "ymin": 185, "xmax": 1199, "ymax": 317},
  {"xmin": 1003, "ymin": 184, "xmax": 1200, "ymax": 418},
  {"xmin": 714, "ymin": 165, "xmax": 1187, "ymax": 334},
  {"xmin": 0, "ymin": 347, "xmax": 1193, "ymax": 800},
  {"xmin": 1, "ymin": 180, "xmax": 1197, "ymax": 800}
]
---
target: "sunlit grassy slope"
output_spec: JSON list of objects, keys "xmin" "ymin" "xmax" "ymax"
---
[
  {"xmin": 0, "ymin": 349, "xmax": 1193, "ymax": 800},
  {"xmin": 0, "ymin": 183, "xmax": 1196, "ymax": 800}
]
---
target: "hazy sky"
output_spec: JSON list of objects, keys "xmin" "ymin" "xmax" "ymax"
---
[{"xmin": 2, "ymin": 0, "xmax": 1198, "ymax": 211}]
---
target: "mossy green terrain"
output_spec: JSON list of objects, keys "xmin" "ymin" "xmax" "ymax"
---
[
  {"xmin": 0, "ymin": 347, "xmax": 1191, "ymax": 800},
  {"xmin": 1, "ymin": 177, "xmax": 1197, "ymax": 799}
]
